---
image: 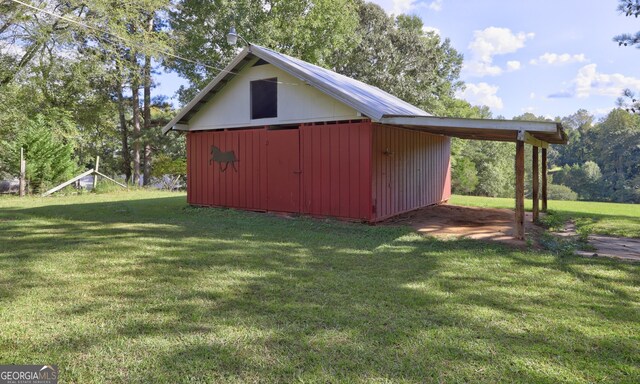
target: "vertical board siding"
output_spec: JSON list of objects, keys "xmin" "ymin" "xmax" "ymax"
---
[
  {"xmin": 300, "ymin": 121, "xmax": 373, "ymax": 221},
  {"xmin": 266, "ymin": 129, "xmax": 301, "ymax": 213},
  {"xmin": 371, "ymin": 124, "xmax": 451, "ymax": 221},
  {"xmin": 188, "ymin": 128, "xmax": 269, "ymax": 210},
  {"xmin": 187, "ymin": 122, "xmax": 373, "ymax": 222}
]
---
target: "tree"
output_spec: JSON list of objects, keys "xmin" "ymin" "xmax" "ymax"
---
[
  {"xmin": 151, "ymin": 154, "xmax": 186, "ymax": 190},
  {"xmin": 0, "ymin": 112, "xmax": 78, "ymax": 193},
  {"xmin": 613, "ymin": 0, "xmax": 640, "ymax": 48},
  {"xmin": 329, "ymin": 2, "xmax": 463, "ymax": 115},
  {"xmin": 451, "ymin": 157, "xmax": 478, "ymax": 194},
  {"xmin": 0, "ymin": 0, "xmax": 84, "ymax": 86},
  {"xmin": 74, "ymin": 0, "xmax": 172, "ymax": 185},
  {"xmin": 168, "ymin": 0, "xmax": 359, "ymax": 103},
  {"xmin": 617, "ymin": 88, "xmax": 640, "ymax": 115},
  {"xmin": 614, "ymin": 1, "xmax": 640, "ymax": 114}
]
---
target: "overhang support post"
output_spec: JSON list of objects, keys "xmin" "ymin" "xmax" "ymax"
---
[
  {"xmin": 532, "ymin": 146, "xmax": 539, "ymax": 222},
  {"xmin": 515, "ymin": 134, "xmax": 525, "ymax": 240},
  {"xmin": 541, "ymin": 148, "xmax": 548, "ymax": 212}
]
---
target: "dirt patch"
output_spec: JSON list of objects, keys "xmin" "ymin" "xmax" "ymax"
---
[
  {"xmin": 381, "ymin": 204, "xmax": 542, "ymax": 246},
  {"xmin": 552, "ymin": 221, "xmax": 640, "ymax": 262},
  {"xmin": 576, "ymin": 236, "xmax": 640, "ymax": 262}
]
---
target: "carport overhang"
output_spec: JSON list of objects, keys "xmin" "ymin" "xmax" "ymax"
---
[
  {"xmin": 379, "ymin": 115, "xmax": 568, "ymax": 240},
  {"xmin": 379, "ymin": 115, "xmax": 566, "ymax": 146}
]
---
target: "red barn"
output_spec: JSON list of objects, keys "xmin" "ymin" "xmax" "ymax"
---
[{"xmin": 163, "ymin": 45, "xmax": 566, "ymax": 232}]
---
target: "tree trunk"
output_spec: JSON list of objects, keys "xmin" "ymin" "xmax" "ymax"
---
[
  {"xmin": 142, "ymin": 16, "xmax": 153, "ymax": 186},
  {"xmin": 131, "ymin": 55, "xmax": 141, "ymax": 186},
  {"xmin": 116, "ymin": 81, "xmax": 131, "ymax": 183}
]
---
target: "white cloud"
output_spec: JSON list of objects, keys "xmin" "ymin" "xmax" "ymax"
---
[
  {"xmin": 529, "ymin": 92, "xmax": 536, "ymax": 99},
  {"xmin": 422, "ymin": 26, "xmax": 440, "ymax": 35},
  {"xmin": 548, "ymin": 64, "xmax": 640, "ymax": 99},
  {"xmin": 530, "ymin": 52, "xmax": 587, "ymax": 66},
  {"xmin": 506, "ymin": 60, "xmax": 521, "ymax": 71},
  {"xmin": 368, "ymin": 0, "xmax": 413, "ymax": 14},
  {"xmin": 457, "ymin": 82, "xmax": 504, "ymax": 110},
  {"xmin": 463, "ymin": 61, "xmax": 503, "ymax": 77},
  {"xmin": 427, "ymin": 0, "xmax": 443, "ymax": 11},
  {"xmin": 369, "ymin": 0, "xmax": 443, "ymax": 14},
  {"xmin": 464, "ymin": 27, "xmax": 534, "ymax": 77},
  {"xmin": 574, "ymin": 64, "xmax": 640, "ymax": 98}
]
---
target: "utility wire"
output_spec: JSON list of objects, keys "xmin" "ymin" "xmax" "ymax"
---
[
  {"xmin": 8, "ymin": 0, "xmax": 302, "ymax": 86},
  {"xmin": 8, "ymin": 0, "xmax": 234, "ymax": 73}
]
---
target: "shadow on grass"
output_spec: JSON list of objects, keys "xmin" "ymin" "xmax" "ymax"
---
[{"xmin": 0, "ymin": 195, "xmax": 638, "ymax": 382}]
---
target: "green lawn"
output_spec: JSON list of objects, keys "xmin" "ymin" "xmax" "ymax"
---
[
  {"xmin": 451, "ymin": 195, "xmax": 640, "ymax": 238},
  {"xmin": 0, "ymin": 191, "xmax": 638, "ymax": 383}
]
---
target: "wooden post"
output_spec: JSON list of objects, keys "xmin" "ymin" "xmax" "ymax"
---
[
  {"xmin": 93, "ymin": 156, "xmax": 100, "ymax": 190},
  {"xmin": 541, "ymin": 148, "xmax": 548, "ymax": 212},
  {"xmin": 19, "ymin": 147, "xmax": 26, "ymax": 197},
  {"xmin": 532, "ymin": 146, "xmax": 539, "ymax": 222},
  {"xmin": 515, "ymin": 140, "xmax": 525, "ymax": 240}
]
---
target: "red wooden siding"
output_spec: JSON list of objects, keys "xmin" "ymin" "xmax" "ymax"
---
[
  {"xmin": 371, "ymin": 124, "xmax": 451, "ymax": 221},
  {"xmin": 299, "ymin": 121, "xmax": 372, "ymax": 221},
  {"xmin": 266, "ymin": 129, "xmax": 301, "ymax": 213},
  {"xmin": 186, "ymin": 121, "xmax": 449, "ymax": 222},
  {"xmin": 187, "ymin": 128, "xmax": 269, "ymax": 210}
]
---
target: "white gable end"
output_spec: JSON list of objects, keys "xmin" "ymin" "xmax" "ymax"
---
[{"xmin": 188, "ymin": 60, "xmax": 363, "ymax": 131}]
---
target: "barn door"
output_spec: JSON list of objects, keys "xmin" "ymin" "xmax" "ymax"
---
[{"xmin": 267, "ymin": 129, "xmax": 300, "ymax": 213}]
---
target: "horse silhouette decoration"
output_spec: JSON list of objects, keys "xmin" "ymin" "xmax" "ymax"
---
[{"xmin": 209, "ymin": 146, "xmax": 239, "ymax": 172}]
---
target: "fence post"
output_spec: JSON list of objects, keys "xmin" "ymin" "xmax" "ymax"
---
[
  {"xmin": 93, "ymin": 156, "xmax": 100, "ymax": 190},
  {"xmin": 19, "ymin": 147, "xmax": 26, "ymax": 197}
]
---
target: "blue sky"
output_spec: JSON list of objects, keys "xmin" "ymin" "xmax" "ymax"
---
[{"xmin": 156, "ymin": 0, "xmax": 640, "ymax": 119}]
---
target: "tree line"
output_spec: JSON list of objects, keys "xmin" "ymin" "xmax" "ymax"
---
[
  {"xmin": 0, "ymin": 0, "xmax": 466, "ymax": 192},
  {"xmin": 451, "ymin": 109, "xmax": 640, "ymax": 204},
  {"xmin": 0, "ymin": 0, "xmax": 638, "ymax": 203}
]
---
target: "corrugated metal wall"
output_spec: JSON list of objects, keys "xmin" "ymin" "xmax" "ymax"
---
[
  {"xmin": 371, "ymin": 124, "xmax": 451, "ymax": 221},
  {"xmin": 187, "ymin": 122, "xmax": 450, "ymax": 222},
  {"xmin": 300, "ymin": 121, "xmax": 372, "ymax": 221}
]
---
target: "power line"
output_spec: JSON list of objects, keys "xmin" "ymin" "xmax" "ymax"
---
[
  {"xmin": 8, "ymin": 0, "xmax": 234, "ymax": 73},
  {"xmin": 8, "ymin": 0, "xmax": 302, "ymax": 86}
]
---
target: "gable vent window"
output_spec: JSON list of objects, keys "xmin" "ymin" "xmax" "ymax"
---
[{"xmin": 250, "ymin": 78, "xmax": 277, "ymax": 119}]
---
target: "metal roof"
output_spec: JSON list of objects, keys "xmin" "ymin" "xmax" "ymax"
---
[
  {"xmin": 161, "ymin": 44, "xmax": 565, "ymax": 145},
  {"xmin": 250, "ymin": 45, "xmax": 430, "ymax": 120},
  {"xmin": 380, "ymin": 116, "xmax": 567, "ymax": 145},
  {"xmin": 162, "ymin": 44, "xmax": 429, "ymax": 134}
]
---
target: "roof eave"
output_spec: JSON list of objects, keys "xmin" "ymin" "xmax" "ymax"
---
[{"xmin": 379, "ymin": 115, "xmax": 567, "ymax": 145}]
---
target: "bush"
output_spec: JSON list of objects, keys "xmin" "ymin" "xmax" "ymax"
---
[
  {"xmin": 0, "ymin": 113, "xmax": 79, "ymax": 193},
  {"xmin": 547, "ymin": 183, "xmax": 578, "ymax": 201},
  {"xmin": 151, "ymin": 155, "xmax": 186, "ymax": 190}
]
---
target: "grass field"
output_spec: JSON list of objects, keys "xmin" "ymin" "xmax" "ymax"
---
[
  {"xmin": 0, "ymin": 191, "xmax": 638, "ymax": 383},
  {"xmin": 451, "ymin": 195, "xmax": 640, "ymax": 238}
]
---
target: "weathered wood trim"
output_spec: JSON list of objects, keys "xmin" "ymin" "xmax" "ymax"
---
[
  {"xmin": 532, "ymin": 147, "xmax": 539, "ymax": 222},
  {"xmin": 523, "ymin": 132, "xmax": 549, "ymax": 148},
  {"xmin": 42, "ymin": 169, "xmax": 94, "ymax": 197},
  {"xmin": 94, "ymin": 171, "xmax": 127, "ymax": 189},
  {"xmin": 93, "ymin": 156, "xmax": 100, "ymax": 189},
  {"xmin": 515, "ymin": 141, "xmax": 525, "ymax": 239},
  {"xmin": 19, "ymin": 147, "xmax": 26, "ymax": 197}
]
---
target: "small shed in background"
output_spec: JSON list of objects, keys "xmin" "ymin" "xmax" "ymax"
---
[{"xmin": 163, "ymin": 44, "xmax": 566, "ymax": 238}]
